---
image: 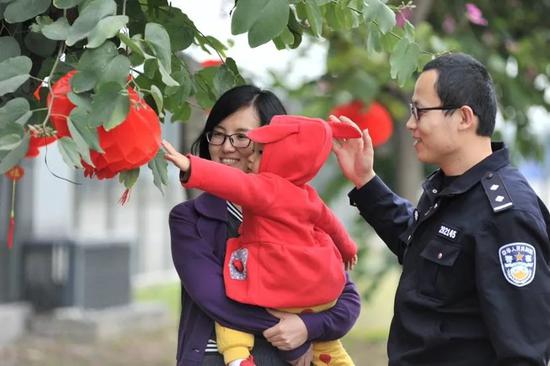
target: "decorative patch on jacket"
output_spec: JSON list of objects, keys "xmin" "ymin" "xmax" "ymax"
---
[
  {"xmin": 499, "ymin": 243, "xmax": 536, "ymax": 287},
  {"xmin": 228, "ymin": 248, "xmax": 248, "ymax": 280}
]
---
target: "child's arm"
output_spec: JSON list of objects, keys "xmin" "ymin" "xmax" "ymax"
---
[
  {"xmin": 317, "ymin": 201, "xmax": 358, "ymax": 270},
  {"xmin": 163, "ymin": 140, "xmax": 276, "ymax": 213}
]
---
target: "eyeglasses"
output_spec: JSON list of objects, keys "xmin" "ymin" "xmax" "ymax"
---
[
  {"xmin": 409, "ymin": 103, "xmax": 461, "ymax": 121},
  {"xmin": 206, "ymin": 131, "xmax": 252, "ymax": 148}
]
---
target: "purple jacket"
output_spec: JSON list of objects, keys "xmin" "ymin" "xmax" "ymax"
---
[{"xmin": 169, "ymin": 192, "xmax": 361, "ymax": 366}]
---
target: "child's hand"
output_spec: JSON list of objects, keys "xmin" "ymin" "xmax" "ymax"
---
[
  {"xmin": 345, "ymin": 254, "xmax": 358, "ymax": 271},
  {"xmin": 162, "ymin": 140, "xmax": 190, "ymax": 172}
]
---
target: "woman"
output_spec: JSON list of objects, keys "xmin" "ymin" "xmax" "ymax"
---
[{"xmin": 168, "ymin": 85, "xmax": 361, "ymax": 366}]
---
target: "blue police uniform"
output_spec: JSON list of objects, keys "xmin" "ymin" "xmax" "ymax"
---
[{"xmin": 349, "ymin": 143, "xmax": 550, "ymax": 365}]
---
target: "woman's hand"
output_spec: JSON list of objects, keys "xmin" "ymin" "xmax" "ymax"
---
[
  {"xmin": 162, "ymin": 140, "xmax": 190, "ymax": 172},
  {"xmin": 263, "ymin": 309, "xmax": 308, "ymax": 350},
  {"xmin": 330, "ymin": 115, "xmax": 376, "ymax": 188},
  {"xmin": 289, "ymin": 343, "xmax": 313, "ymax": 366}
]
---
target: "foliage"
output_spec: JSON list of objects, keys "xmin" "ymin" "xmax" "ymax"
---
[{"xmin": 0, "ymin": 0, "xmax": 419, "ymax": 192}]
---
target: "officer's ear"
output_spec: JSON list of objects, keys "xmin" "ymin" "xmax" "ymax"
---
[{"xmin": 457, "ymin": 105, "xmax": 477, "ymax": 132}]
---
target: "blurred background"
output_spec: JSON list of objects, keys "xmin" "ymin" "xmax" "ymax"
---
[{"xmin": 1, "ymin": 0, "xmax": 550, "ymax": 365}]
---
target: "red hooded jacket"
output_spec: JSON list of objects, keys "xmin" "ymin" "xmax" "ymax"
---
[{"xmin": 184, "ymin": 115, "xmax": 359, "ymax": 308}]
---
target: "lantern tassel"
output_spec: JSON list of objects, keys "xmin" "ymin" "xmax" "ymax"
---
[
  {"xmin": 118, "ymin": 188, "xmax": 131, "ymax": 206},
  {"xmin": 7, "ymin": 180, "xmax": 16, "ymax": 249},
  {"xmin": 7, "ymin": 214, "xmax": 15, "ymax": 250}
]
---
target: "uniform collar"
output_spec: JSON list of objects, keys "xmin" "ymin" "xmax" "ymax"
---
[
  {"xmin": 423, "ymin": 142, "xmax": 510, "ymax": 197},
  {"xmin": 194, "ymin": 193, "xmax": 227, "ymax": 222}
]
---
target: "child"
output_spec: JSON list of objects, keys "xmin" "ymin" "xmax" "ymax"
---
[{"xmin": 163, "ymin": 115, "xmax": 360, "ymax": 366}]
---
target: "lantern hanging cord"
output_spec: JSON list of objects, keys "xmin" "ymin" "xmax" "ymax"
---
[{"xmin": 43, "ymin": 145, "xmax": 82, "ymax": 185}]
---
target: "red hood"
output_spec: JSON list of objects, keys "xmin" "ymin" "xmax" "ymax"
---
[{"xmin": 247, "ymin": 115, "xmax": 360, "ymax": 186}]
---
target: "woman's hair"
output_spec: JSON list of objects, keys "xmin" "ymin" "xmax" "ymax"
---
[{"xmin": 191, "ymin": 85, "xmax": 287, "ymax": 159}]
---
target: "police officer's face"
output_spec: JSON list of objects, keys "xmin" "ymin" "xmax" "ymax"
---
[{"xmin": 406, "ymin": 70, "xmax": 461, "ymax": 168}]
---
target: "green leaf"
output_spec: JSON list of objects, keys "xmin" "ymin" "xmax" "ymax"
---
[
  {"xmin": 0, "ymin": 98, "xmax": 31, "ymax": 126},
  {"xmin": 213, "ymin": 64, "xmax": 241, "ymax": 96},
  {"xmin": 4, "ymin": 0, "xmax": 50, "ymax": 23},
  {"xmin": 91, "ymin": 82, "xmax": 130, "ymax": 130},
  {"xmin": 148, "ymin": 149, "xmax": 167, "ymax": 194},
  {"xmin": 74, "ymin": 41, "xmax": 119, "ymax": 92},
  {"xmin": 231, "ymin": 0, "xmax": 289, "ymax": 46},
  {"xmin": 119, "ymin": 168, "xmax": 139, "ymax": 189},
  {"xmin": 67, "ymin": 118, "xmax": 93, "ymax": 165},
  {"xmin": 97, "ymin": 54, "xmax": 131, "ymax": 88},
  {"xmin": 0, "ymin": 56, "xmax": 32, "ymax": 96},
  {"xmin": 70, "ymin": 70, "xmax": 96, "ymax": 93},
  {"xmin": 53, "ymin": 0, "xmax": 84, "ymax": 9},
  {"xmin": 57, "ymin": 136, "xmax": 83, "ymax": 168},
  {"xmin": 0, "ymin": 133, "xmax": 22, "ymax": 151},
  {"xmin": 25, "ymin": 31, "xmax": 57, "ymax": 57},
  {"xmin": 118, "ymin": 33, "xmax": 147, "ymax": 60},
  {"xmin": 78, "ymin": 40, "xmax": 118, "ymax": 71},
  {"xmin": 86, "ymin": 15, "xmax": 128, "ymax": 48},
  {"xmin": 67, "ymin": 91, "xmax": 93, "ymax": 112},
  {"xmin": 390, "ymin": 38, "xmax": 421, "ymax": 86},
  {"xmin": 248, "ymin": 0, "xmax": 290, "ymax": 47},
  {"xmin": 0, "ymin": 132, "xmax": 29, "ymax": 174},
  {"xmin": 66, "ymin": 0, "xmax": 116, "ymax": 46},
  {"xmin": 0, "ymin": 36, "xmax": 20, "ymax": 62},
  {"xmin": 145, "ymin": 23, "xmax": 172, "ymax": 74},
  {"xmin": 149, "ymin": 84, "xmax": 163, "ymax": 114},
  {"xmin": 68, "ymin": 107, "xmax": 103, "ymax": 152},
  {"xmin": 366, "ymin": 22, "xmax": 382, "ymax": 54},
  {"xmin": 364, "ymin": 0, "xmax": 396, "ymax": 34},
  {"xmin": 304, "ymin": 1, "xmax": 322, "ymax": 37},
  {"xmin": 41, "ymin": 16, "xmax": 71, "ymax": 40}
]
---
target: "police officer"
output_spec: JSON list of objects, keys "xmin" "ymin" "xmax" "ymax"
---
[{"xmin": 332, "ymin": 53, "xmax": 550, "ymax": 365}]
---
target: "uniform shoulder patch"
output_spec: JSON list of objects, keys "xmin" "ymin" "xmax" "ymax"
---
[
  {"xmin": 481, "ymin": 172, "xmax": 514, "ymax": 213},
  {"xmin": 499, "ymin": 243, "xmax": 536, "ymax": 287}
]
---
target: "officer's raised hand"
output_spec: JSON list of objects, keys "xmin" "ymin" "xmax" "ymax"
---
[{"xmin": 330, "ymin": 114, "xmax": 376, "ymax": 188}]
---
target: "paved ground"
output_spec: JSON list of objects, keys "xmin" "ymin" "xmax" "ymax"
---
[{"xmin": 0, "ymin": 324, "xmax": 388, "ymax": 366}]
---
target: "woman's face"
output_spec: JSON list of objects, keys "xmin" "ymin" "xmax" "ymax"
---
[{"xmin": 208, "ymin": 105, "xmax": 260, "ymax": 173}]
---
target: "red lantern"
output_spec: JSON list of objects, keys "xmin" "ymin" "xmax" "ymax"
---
[
  {"xmin": 47, "ymin": 71, "xmax": 161, "ymax": 180},
  {"xmin": 81, "ymin": 88, "xmax": 161, "ymax": 179},
  {"xmin": 47, "ymin": 70, "xmax": 77, "ymax": 138},
  {"xmin": 26, "ymin": 127, "xmax": 58, "ymax": 158},
  {"xmin": 330, "ymin": 100, "xmax": 394, "ymax": 147},
  {"xmin": 201, "ymin": 59, "xmax": 223, "ymax": 68}
]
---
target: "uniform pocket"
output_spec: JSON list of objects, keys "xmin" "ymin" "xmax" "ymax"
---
[{"xmin": 418, "ymin": 240, "xmax": 462, "ymax": 300}]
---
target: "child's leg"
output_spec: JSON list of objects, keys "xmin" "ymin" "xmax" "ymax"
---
[
  {"xmin": 215, "ymin": 322, "xmax": 254, "ymax": 365},
  {"xmin": 312, "ymin": 340, "xmax": 354, "ymax": 366},
  {"xmin": 278, "ymin": 301, "xmax": 353, "ymax": 365}
]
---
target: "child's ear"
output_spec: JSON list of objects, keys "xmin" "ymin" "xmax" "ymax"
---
[
  {"xmin": 327, "ymin": 121, "xmax": 362, "ymax": 139},
  {"xmin": 247, "ymin": 123, "xmax": 299, "ymax": 143}
]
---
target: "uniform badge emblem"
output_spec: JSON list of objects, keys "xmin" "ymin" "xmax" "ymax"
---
[{"xmin": 498, "ymin": 243, "xmax": 536, "ymax": 287}]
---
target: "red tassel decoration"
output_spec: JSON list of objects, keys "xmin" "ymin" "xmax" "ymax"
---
[
  {"xmin": 118, "ymin": 188, "xmax": 131, "ymax": 206},
  {"xmin": 7, "ymin": 215, "xmax": 15, "ymax": 250},
  {"xmin": 4, "ymin": 166, "xmax": 23, "ymax": 249}
]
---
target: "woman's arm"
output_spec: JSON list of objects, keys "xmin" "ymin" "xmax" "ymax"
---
[{"xmin": 263, "ymin": 273, "xmax": 361, "ymax": 350}]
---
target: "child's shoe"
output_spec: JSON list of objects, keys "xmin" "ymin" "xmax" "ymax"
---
[
  {"xmin": 240, "ymin": 356, "xmax": 255, "ymax": 366},
  {"xmin": 228, "ymin": 356, "xmax": 255, "ymax": 366}
]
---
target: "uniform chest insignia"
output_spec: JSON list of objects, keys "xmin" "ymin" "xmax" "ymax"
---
[
  {"xmin": 228, "ymin": 248, "xmax": 248, "ymax": 280},
  {"xmin": 499, "ymin": 243, "xmax": 536, "ymax": 287},
  {"xmin": 436, "ymin": 223, "xmax": 460, "ymax": 242}
]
